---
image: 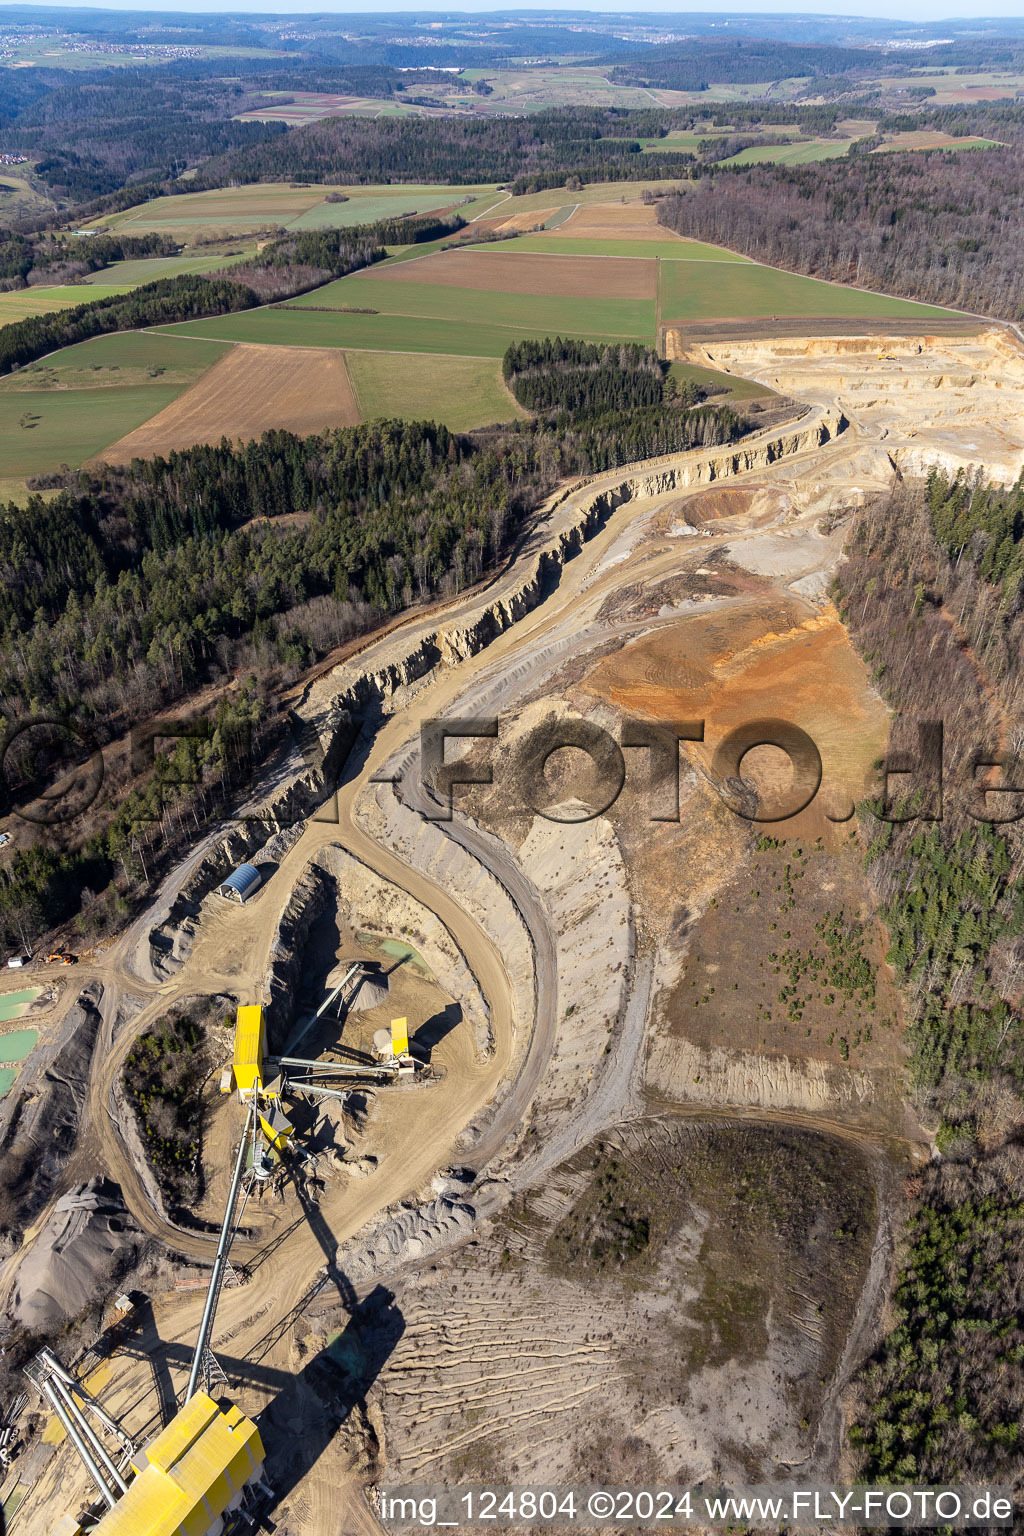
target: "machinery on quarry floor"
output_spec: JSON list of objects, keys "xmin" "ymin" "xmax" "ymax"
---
[
  {"xmin": 28, "ymin": 973, "xmax": 423, "ymax": 1535},
  {"xmin": 222, "ymin": 994, "xmax": 418, "ymax": 1175}
]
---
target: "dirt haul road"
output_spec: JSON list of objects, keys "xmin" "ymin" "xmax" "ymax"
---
[{"xmin": 11, "ymin": 329, "xmax": 1024, "ymax": 1535}]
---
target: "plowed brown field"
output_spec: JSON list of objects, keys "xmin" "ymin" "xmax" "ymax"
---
[
  {"xmin": 371, "ymin": 247, "xmax": 655, "ymax": 299},
  {"xmin": 97, "ymin": 344, "xmax": 361, "ymax": 463},
  {"xmin": 551, "ymin": 202, "xmax": 667, "ymax": 240},
  {"xmin": 495, "ymin": 207, "xmax": 559, "ymax": 232}
]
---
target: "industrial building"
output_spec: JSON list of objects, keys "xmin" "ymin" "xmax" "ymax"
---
[
  {"xmin": 51, "ymin": 1391, "xmax": 265, "ymax": 1536},
  {"xmin": 216, "ymin": 865, "xmax": 262, "ymax": 904}
]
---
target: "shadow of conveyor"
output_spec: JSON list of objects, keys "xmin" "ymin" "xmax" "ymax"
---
[
  {"xmin": 412, "ymin": 1003, "xmax": 461, "ymax": 1062},
  {"xmin": 253, "ymin": 1163, "xmax": 404, "ymax": 1511},
  {"xmin": 257, "ymin": 1284, "xmax": 404, "ymax": 1511}
]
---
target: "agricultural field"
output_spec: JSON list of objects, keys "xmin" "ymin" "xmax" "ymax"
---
[
  {"xmin": 0, "ymin": 325, "xmax": 527, "ymax": 477},
  {"xmin": 345, "ymin": 351, "xmax": 525, "ymax": 431},
  {"xmin": 159, "ymin": 306, "xmax": 647, "ymax": 357},
  {"xmin": 234, "ymin": 90, "xmax": 429, "ymax": 124},
  {"xmin": 0, "ymin": 331, "xmax": 227, "ymax": 490},
  {"xmin": 80, "ymin": 250, "xmax": 256, "ymax": 285},
  {"xmin": 486, "ymin": 181, "xmax": 697, "ymax": 218},
  {"xmin": 657, "ymin": 256, "xmax": 962, "ymax": 323},
  {"xmin": 870, "ymin": 69, "xmax": 1024, "ymax": 104},
  {"xmin": 497, "ymin": 235, "xmax": 750, "ymax": 261},
  {"xmin": 395, "ymin": 65, "xmax": 671, "ymax": 112},
  {"xmin": 1, "ymin": 191, "xmax": 966, "ymax": 482},
  {"xmin": 0, "ymin": 38, "xmax": 287, "ymax": 69},
  {"xmin": 289, "ymin": 263, "xmax": 655, "ymax": 340},
  {"xmin": 722, "ymin": 138, "xmax": 855, "ymax": 166},
  {"xmin": 0, "ymin": 170, "xmax": 51, "ymax": 222},
  {"xmin": 0, "ymin": 284, "xmax": 132, "ymax": 324},
  {"xmin": 92, "ymin": 183, "xmax": 503, "ymax": 242},
  {"xmin": 873, "ymin": 131, "xmax": 1001, "ymax": 153},
  {"xmin": 157, "ymin": 200, "xmax": 962, "ymax": 371},
  {"xmin": 99, "ymin": 344, "xmax": 361, "ymax": 464}
]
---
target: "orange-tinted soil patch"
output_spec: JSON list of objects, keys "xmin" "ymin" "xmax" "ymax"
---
[
  {"xmin": 370, "ymin": 247, "xmax": 656, "ymax": 300},
  {"xmin": 581, "ymin": 596, "xmax": 888, "ymax": 833},
  {"xmin": 659, "ymin": 486, "xmax": 765, "ymax": 530},
  {"xmin": 98, "ymin": 344, "xmax": 361, "ymax": 463},
  {"xmin": 557, "ymin": 202, "xmax": 660, "ymax": 232}
]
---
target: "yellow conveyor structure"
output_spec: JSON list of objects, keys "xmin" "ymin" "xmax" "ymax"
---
[
  {"xmin": 53, "ymin": 1392, "xmax": 264, "ymax": 1536},
  {"xmin": 222, "ymin": 1003, "xmax": 293, "ymax": 1158},
  {"xmin": 227, "ymin": 1004, "xmax": 269, "ymax": 1099}
]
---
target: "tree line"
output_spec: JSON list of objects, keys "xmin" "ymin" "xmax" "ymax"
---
[
  {"xmin": 0, "ymin": 230, "xmax": 176, "ymax": 289},
  {"xmin": 608, "ymin": 38, "xmax": 883, "ymax": 94},
  {"xmin": 0, "ymin": 275, "xmax": 260, "ymax": 377},
  {"xmin": 0, "ymin": 344, "xmax": 748, "ymax": 947},
  {"xmin": 657, "ymin": 144, "xmax": 1024, "ymax": 318},
  {"xmin": 0, "ymin": 216, "xmax": 431, "ymax": 375},
  {"xmin": 3, "ymin": 71, "xmax": 285, "ymax": 202},
  {"xmin": 503, "ymin": 339, "xmax": 665, "ymax": 414},
  {"xmin": 193, "ymin": 108, "xmax": 699, "ymax": 193},
  {"xmin": 836, "ymin": 469, "xmax": 1024, "ymax": 1491}
]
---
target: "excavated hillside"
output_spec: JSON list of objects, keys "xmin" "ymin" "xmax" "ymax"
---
[
  {"xmin": 6, "ymin": 325, "xmax": 1023, "ymax": 1535},
  {"xmin": 667, "ymin": 326, "xmax": 1024, "ymax": 483}
]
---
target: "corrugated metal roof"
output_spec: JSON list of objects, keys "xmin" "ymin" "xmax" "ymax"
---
[
  {"xmin": 218, "ymin": 863, "xmax": 261, "ymax": 900},
  {"xmin": 89, "ymin": 1393, "xmax": 264, "ymax": 1536}
]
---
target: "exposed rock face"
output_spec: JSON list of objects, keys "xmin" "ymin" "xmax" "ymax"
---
[
  {"xmin": 13, "ymin": 1178, "xmax": 140, "ymax": 1331},
  {"xmin": 148, "ymin": 413, "xmax": 842, "ymax": 973},
  {"xmin": 316, "ymin": 843, "xmax": 492, "ymax": 1058},
  {"xmin": 360, "ymin": 787, "xmax": 534, "ymax": 1050},
  {"xmin": 147, "ymin": 807, "xmax": 310, "ymax": 980},
  {"xmin": 670, "ymin": 328, "xmax": 1024, "ymax": 483},
  {"xmin": 264, "ymin": 863, "xmax": 334, "ymax": 1049}
]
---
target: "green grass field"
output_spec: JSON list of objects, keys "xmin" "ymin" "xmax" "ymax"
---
[
  {"xmin": 722, "ymin": 140, "xmax": 855, "ymax": 167},
  {"xmin": 95, "ymin": 182, "xmax": 502, "ymax": 240},
  {"xmin": 0, "ymin": 384, "xmax": 185, "ymax": 477},
  {"xmin": 288, "ymin": 273, "xmax": 655, "ymax": 341},
  {"xmin": 345, "ymin": 351, "xmax": 526, "ymax": 431},
  {"xmin": 80, "ymin": 251, "xmax": 254, "ymax": 286},
  {"xmin": 487, "ymin": 235, "xmax": 750, "ymax": 262},
  {"xmin": 874, "ymin": 134, "xmax": 1001, "ymax": 154},
  {"xmin": 0, "ymin": 284, "xmax": 132, "ymax": 324},
  {"xmin": 158, "ymin": 307, "xmax": 650, "ymax": 357},
  {"xmin": 491, "ymin": 182, "xmax": 692, "ymax": 217},
  {"xmin": 658, "ymin": 259, "xmax": 963, "ymax": 322},
  {"xmin": 289, "ymin": 191, "xmax": 469, "ymax": 229},
  {"xmin": 0, "ymin": 331, "xmax": 227, "ymax": 481},
  {"xmin": 639, "ymin": 132, "xmax": 720, "ymax": 153},
  {"xmin": 668, "ymin": 360, "xmax": 776, "ymax": 401}
]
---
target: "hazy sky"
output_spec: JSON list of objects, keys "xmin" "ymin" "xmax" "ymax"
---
[{"xmin": 6, "ymin": 0, "xmax": 1024, "ymax": 19}]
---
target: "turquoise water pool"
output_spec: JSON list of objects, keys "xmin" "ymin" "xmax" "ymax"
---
[
  {"xmin": 0, "ymin": 1025, "xmax": 38, "ymax": 1097},
  {"xmin": 0, "ymin": 987, "xmax": 41, "ymax": 1024},
  {"xmin": 356, "ymin": 934, "xmax": 433, "ymax": 978}
]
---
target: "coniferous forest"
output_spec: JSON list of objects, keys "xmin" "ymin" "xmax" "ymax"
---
[
  {"xmin": 0, "ymin": 348, "xmax": 746, "ymax": 950},
  {"xmin": 836, "ymin": 469, "xmax": 1024, "ymax": 1486}
]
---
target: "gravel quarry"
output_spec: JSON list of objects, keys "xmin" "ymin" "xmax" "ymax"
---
[{"xmin": 5, "ymin": 320, "xmax": 1022, "ymax": 1536}]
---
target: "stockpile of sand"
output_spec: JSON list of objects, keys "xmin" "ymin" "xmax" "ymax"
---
[{"xmin": 14, "ymin": 1178, "xmax": 140, "ymax": 1331}]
